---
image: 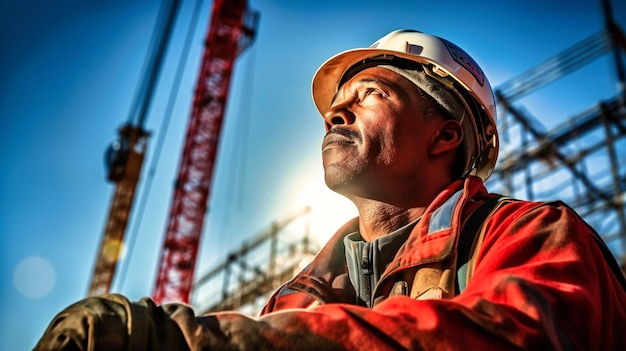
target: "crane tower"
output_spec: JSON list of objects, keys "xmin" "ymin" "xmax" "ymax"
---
[
  {"xmin": 153, "ymin": 0, "xmax": 257, "ymax": 304},
  {"xmin": 88, "ymin": 0, "xmax": 180, "ymax": 297}
]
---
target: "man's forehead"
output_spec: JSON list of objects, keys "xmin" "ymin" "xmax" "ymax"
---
[
  {"xmin": 341, "ymin": 66, "xmax": 404, "ymax": 86},
  {"xmin": 331, "ymin": 67, "xmax": 410, "ymax": 103}
]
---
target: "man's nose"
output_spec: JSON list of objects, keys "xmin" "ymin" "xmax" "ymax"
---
[{"xmin": 323, "ymin": 105, "xmax": 355, "ymax": 131}]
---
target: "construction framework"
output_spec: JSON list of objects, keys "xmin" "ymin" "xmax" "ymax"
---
[
  {"xmin": 487, "ymin": 15, "xmax": 626, "ymax": 267},
  {"xmin": 193, "ymin": 207, "xmax": 316, "ymax": 314}
]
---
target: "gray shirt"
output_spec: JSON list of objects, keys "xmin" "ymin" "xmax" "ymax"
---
[{"xmin": 343, "ymin": 219, "xmax": 419, "ymax": 307}]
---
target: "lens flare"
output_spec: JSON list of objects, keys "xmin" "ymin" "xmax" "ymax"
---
[{"xmin": 13, "ymin": 256, "xmax": 56, "ymax": 299}]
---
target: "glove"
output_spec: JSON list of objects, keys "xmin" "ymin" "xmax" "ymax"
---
[{"xmin": 33, "ymin": 295, "xmax": 129, "ymax": 351}]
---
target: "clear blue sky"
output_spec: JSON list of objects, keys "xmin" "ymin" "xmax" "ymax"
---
[{"xmin": 1, "ymin": 0, "xmax": 625, "ymax": 349}]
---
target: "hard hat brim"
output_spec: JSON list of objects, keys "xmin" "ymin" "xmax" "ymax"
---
[{"xmin": 312, "ymin": 48, "xmax": 436, "ymax": 116}]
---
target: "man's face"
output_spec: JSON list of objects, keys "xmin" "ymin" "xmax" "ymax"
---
[{"xmin": 321, "ymin": 66, "xmax": 443, "ymax": 201}]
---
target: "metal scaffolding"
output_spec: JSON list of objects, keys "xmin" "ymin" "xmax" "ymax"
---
[
  {"xmin": 192, "ymin": 207, "xmax": 316, "ymax": 314},
  {"xmin": 487, "ymin": 18, "xmax": 626, "ymax": 268}
]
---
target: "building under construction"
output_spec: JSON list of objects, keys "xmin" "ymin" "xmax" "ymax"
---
[{"xmin": 189, "ymin": 6, "xmax": 626, "ymax": 315}]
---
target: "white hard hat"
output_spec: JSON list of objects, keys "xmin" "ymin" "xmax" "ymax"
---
[{"xmin": 312, "ymin": 29, "xmax": 499, "ymax": 181}]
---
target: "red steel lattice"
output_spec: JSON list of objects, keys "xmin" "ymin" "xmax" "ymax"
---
[{"xmin": 153, "ymin": 0, "xmax": 247, "ymax": 304}]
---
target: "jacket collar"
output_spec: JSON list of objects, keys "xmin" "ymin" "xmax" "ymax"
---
[{"xmin": 287, "ymin": 176, "xmax": 488, "ymax": 304}]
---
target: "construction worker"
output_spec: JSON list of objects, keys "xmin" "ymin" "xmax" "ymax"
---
[{"xmin": 34, "ymin": 29, "xmax": 626, "ymax": 350}]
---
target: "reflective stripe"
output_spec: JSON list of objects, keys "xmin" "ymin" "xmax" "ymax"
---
[
  {"xmin": 275, "ymin": 285, "xmax": 300, "ymax": 298},
  {"xmin": 428, "ymin": 189, "xmax": 463, "ymax": 234}
]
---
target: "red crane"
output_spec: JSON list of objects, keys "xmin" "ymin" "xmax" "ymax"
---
[{"xmin": 153, "ymin": 0, "xmax": 257, "ymax": 304}]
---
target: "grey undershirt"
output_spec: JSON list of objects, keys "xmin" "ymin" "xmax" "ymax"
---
[{"xmin": 344, "ymin": 219, "xmax": 418, "ymax": 307}]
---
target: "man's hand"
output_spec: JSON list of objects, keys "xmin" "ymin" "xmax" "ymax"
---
[{"xmin": 33, "ymin": 295, "xmax": 129, "ymax": 351}]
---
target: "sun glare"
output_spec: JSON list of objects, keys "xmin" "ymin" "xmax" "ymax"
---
[
  {"xmin": 13, "ymin": 256, "xmax": 56, "ymax": 299},
  {"xmin": 291, "ymin": 171, "xmax": 357, "ymax": 247}
]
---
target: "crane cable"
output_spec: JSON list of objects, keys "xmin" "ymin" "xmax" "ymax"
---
[
  {"xmin": 218, "ymin": 34, "xmax": 258, "ymax": 240},
  {"xmin": 115, "ymin": 0, "xmax": 206, "ymax": 293},
  {"xmin": 126, "ymin": 0, "xmax": 180, "ymax": 128}
]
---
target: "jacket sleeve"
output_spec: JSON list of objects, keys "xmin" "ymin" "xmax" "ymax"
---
[
  {"xmin": 197, "ymin": 201, "xmax": 624, "ymax": 350},
  {"xmin": 34, "ymin": 202, "xmax": 626, "ymax": 351},
  {"xmin": 32, "ymin": 294, "xmax": 190, "ymax": 351}
]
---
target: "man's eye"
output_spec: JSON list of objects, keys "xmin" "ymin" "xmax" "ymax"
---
[{"xmin": 359, "ymin": 88, "xmax": 386, "ymax": 101}]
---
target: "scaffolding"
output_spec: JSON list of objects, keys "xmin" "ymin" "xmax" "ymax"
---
[
  {"xmin": 487, "ymin": 18, "xmax": 626, "ymax": 268},
  {"xmin": 193, "ymin": 207, "xmax": 317, "ymax": 314},
  {"xmin": 191, "ymin": 8, "xmax": 626, "ymax": 315}
]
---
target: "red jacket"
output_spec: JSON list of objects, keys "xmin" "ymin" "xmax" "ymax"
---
[{"xmin": 34, "ymin": 177, "xmax": 626, "ymax": 351}]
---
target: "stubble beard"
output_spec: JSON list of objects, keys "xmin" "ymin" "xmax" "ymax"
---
[
  {"xmin": 323, "ymin": 153, "xmax": 368, "ymax": 198},
  {"xmin": 322, "ymin": 127, "xmax": 364, "ymax": 194}
]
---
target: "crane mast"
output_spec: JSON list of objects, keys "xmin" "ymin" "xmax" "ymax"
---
[
  {"xmin": 88, "ymin": 0, "xmax": 180, "ymax": 297},
  {"xmin": 89, "ymin": 125, "xmax": 149, "ymax": 296},
  {"xmin": 153, "ymin": 0, "xmax": 256, "ymax": 304}
]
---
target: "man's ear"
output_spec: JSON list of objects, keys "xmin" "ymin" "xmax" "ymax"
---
[{"xmin": 429, "ymin": 119, "xmax": 463, "ymax": 156}]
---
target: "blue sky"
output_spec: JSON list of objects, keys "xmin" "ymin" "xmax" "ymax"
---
[{"xmin": 1, "ymin": 0, "xmax": 625, "ymax": 349}]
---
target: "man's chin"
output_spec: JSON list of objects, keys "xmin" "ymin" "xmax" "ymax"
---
[
  {"xmin": 324, "ymin": 172, "xmax": 360, "ymax": 198},
  {"xmin": 324, "ymin": 174, "xmax": 349, "ymax": 194}
]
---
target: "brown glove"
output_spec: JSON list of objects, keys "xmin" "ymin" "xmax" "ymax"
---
[{"xmin": 33, "ymin": 294, "xmax": 130, "ymax": 351}]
